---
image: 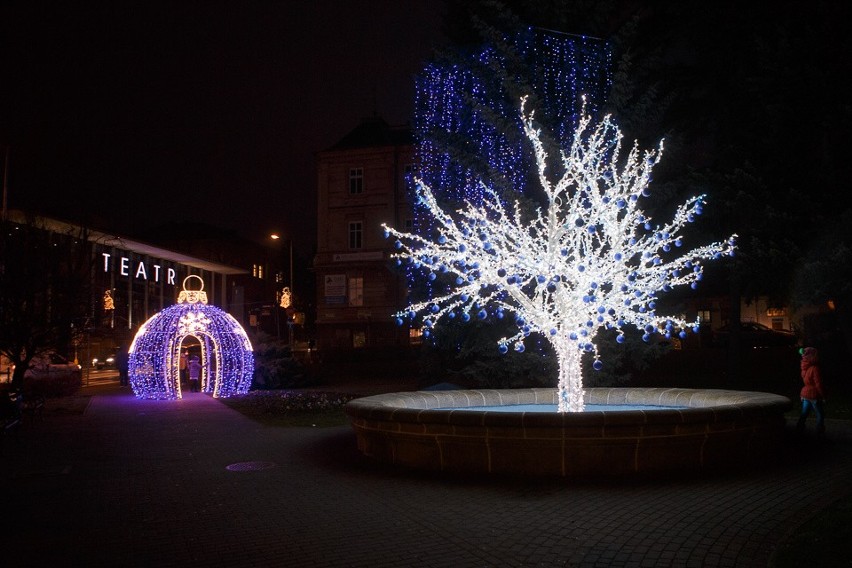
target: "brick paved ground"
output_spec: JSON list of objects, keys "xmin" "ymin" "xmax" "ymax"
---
[{"xmin": 1, "ymin": 382, "xmax": 850, "ymax": 567}]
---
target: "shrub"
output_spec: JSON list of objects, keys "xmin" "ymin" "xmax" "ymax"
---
[{"xmin": 25, "ymin": 373, "xmax": 82, "ymax": 398}]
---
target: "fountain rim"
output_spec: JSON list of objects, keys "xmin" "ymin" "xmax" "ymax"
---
[{"xmin": 344, "ymin": 387, "xmax": 792, "ymax": 426}]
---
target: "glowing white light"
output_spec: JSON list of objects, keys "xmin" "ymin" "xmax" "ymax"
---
[
  {"xmin": 178, "ymin": 311, "xmax": 212, "ymax": 335},
  {"xmin": 384, "ymin": 98, "xmax": 735, "ymax": 412}
]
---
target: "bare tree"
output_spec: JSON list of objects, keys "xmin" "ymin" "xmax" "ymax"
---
[
  {"xmin": 384, "ymin": 99, "xmax": 735, "ymax": 411},
  {"xmin": 0, "ymin": 214, "xmax": 92, "ymax": 390}
]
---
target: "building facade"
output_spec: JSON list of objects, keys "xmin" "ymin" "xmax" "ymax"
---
[
  {"xmin": 4, "ymin": 211, "xmax": 261, "ymax": 365},
  {"xmin": 313, "ymin": 117, "xmax": 415, "ymax": 350}
]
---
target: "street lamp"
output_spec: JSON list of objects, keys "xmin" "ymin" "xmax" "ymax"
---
[
  {"xmin": 270, "ymin": 233, "xmax": 295, "ymax": 348},
  {"xmin": 269, "ymin": 233, "xmax": 294, "ymax": 299}
]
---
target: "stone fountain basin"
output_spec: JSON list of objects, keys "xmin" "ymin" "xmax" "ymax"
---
[{"xmin": 344, "ymin": 387, "xmax": 792, "ymax": 477}]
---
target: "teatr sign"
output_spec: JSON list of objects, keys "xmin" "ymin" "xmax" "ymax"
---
[{"xmin": 102, "ymin": 252, "xmax": 177, "ymax": 285}]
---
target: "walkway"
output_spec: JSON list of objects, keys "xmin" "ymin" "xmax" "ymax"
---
[{"xmin": 1, "ymin": 382, "xmax": 850, "ymax": 567}]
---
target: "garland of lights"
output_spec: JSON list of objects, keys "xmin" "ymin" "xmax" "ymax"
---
[
  {"xmin": 128, "ymin": 275, "xmax": 254, "ymax": 400},
  {"xmin": 384, "ymin": 99, "xmax": 736, "ymax": 412},
  {"xmin": 412, "ymin": 28, "xmax": 612, "ymax": 306},
  {"xmin": 414, "ymin": 28, "xmax": 612, "ymax": 204}
]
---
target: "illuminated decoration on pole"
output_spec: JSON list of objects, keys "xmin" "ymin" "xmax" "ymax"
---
[
  {"xmin": 384, "ymin": 99, "xmax": 736, "ymax": 412},
  {"xmin": 128, "ymin": 275, "xmax": 254, "ymax": 400},
  {"xmin": 103, "ymin": 289, "xmax": 114, "ymax": 311},
  {"xmin": 279, "ymin": 287, "xmax": 292, "ymax": 308}
]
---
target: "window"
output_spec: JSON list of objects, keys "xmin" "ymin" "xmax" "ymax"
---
[
  {"xmin": 697, "ymin": 310, "xmax": 711, "ymax": 324},
  {"xmin": 349, "ymin": 167, "xmax": 364, "ymax": 194},
  {"xmin": 352, "ymin": 331, "xmax": 366, "ymax": 348},
  {"xmin": 348, "ymin": 221, "xmax": 362, "ymax": 249},
  {"xmin": 403, "ymin": 164, "xmax": 417, "ymax": 192},
  {"xmin": 252, "ymin": 264, "xmax": 264, "ymax": 279},
  {"xmin": 348, "ymin": 277, "xmax": 363, "ymax": 306},
  {"xmin": 409, "ymin": 327, "xmax": 423, "ymax": 344},
  {"xmin": 403, "ymin": 218, "xmax": 414, "ymax": 232},
  {"xmin": 403, "ymin": 163, "xmax": 415, "ymax": 182}
]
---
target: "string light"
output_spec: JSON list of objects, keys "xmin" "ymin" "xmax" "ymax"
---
[
  {"xmin": 128, "ymin": 276, "xmax": 254, "ymax": 400},
  {"xmin": 384, "ymin": 99, "xmax": 736, "ymax": 412},
  {"xmin": 412, "ymin": 27, "xmax": 612, "ymax": 303},
  {"xmin": 413, "ymin": 28, "xmax": 612, "ymax": 207}
]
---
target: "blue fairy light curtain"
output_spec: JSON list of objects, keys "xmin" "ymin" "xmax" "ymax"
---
[
  {"xmin": 407, "ymin": 28, "xmax": 612, "ymax": 301},
  {"xmin": 128, "ymin": 275, "xmax": 254, "ymax": 400},
  {"xmin": 413, "ymin": 28, "xmax": 612, "ymax": 205}
]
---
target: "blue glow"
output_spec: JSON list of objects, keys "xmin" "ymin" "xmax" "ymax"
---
[{"xmin": 128, "ymin": 280, "xmax": 254, "ymax": 400}]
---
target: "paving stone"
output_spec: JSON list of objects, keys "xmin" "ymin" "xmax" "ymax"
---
[{"xmin": 1, "ymin": 383, "xmax": 851, "ymax": 567}]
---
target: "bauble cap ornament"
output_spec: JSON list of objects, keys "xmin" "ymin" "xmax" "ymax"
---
[{"xmin": 177, "ymin": 275, "xmax": 208, "ymax": 305}]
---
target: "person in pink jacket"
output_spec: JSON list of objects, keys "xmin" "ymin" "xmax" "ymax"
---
[{"xmin": 796, "ymin": 347, "xmax": 826, "ymax": 437}]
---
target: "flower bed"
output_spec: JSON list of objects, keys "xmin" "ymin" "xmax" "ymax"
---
[{"xmin": 221, "ymin": 390, "xmax": 358, "ymax": 427}]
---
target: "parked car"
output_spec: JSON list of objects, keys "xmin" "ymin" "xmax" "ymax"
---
[
  {"xmin": 18, "ymin": 352, "xmax": 83, "ymax": 381},
  {"xmin": 713, "ymin": 322, "xmax": 797, "ymax": 348},
  {"xmin": 92, "ymin": 348, "xmax": 118, "ymax": 370}
]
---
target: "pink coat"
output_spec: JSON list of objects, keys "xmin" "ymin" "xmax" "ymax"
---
[{"xmin": 800, "ymin": 348, "xmax": 825, "ymax": 401}]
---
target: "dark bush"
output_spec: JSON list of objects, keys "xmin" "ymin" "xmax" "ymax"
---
[
  {"xmin": 25, "ymin": 373, "xmax": 82, "ymax": 398},
  {"xmin": 419, "ymin": 320, "xmax": 558, "ymax": 389},
  {"xmin": 251, "ymin": 333, "xmax": 314, "ymax": 389}
]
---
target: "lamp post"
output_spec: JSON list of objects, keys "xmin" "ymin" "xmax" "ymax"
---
[
  {"xmin": 269, "ymin": 233, "xmax": 294, "ymax": 299},
  {"xmin": 2, "ymin": 145, "xmax": 9, "ymax": 222},
  {"xmin": 270, "ymin": 233, "xmax": 294, "ymax": 347}
]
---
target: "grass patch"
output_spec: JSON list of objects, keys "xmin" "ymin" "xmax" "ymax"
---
[{"xmin": 219, "ymin": 390, "xmax": 358, "ymax": 428}]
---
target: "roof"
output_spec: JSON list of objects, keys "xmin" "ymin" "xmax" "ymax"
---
[
  {"xmin": 6, "ymin": 210, "xmax": 249, "ymax": 275},
  {"xmin": 327, "ymin": 116, "xmax": 413, "ymax": 150}
]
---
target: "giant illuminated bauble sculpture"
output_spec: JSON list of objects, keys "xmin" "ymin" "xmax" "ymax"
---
[{"xmin": 128, "ymin": 275, "xmax": 254, "ymax": 400}]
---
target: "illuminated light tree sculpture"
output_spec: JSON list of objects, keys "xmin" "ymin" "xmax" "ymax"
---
[
  {"xmin": 129, "ymin": 276, "xmax": 254, "ymax": 400},
  {"xmin": 384, "ymin": 98, "xmax": 735, "ymax": 412}
]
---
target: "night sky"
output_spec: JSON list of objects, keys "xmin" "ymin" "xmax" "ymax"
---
[{"xmin": 0, "ymin": 1, "xmax": 445, "ymax": 254}]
